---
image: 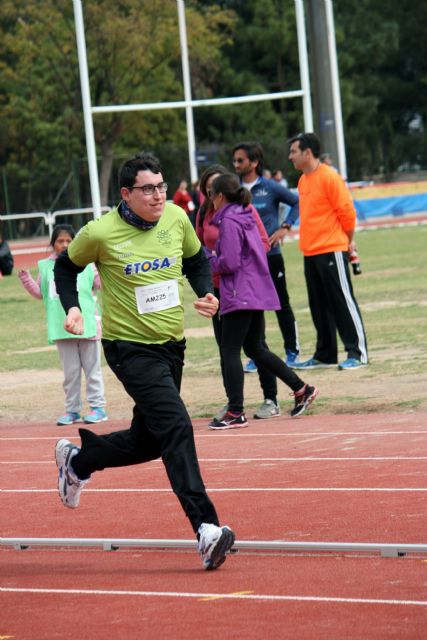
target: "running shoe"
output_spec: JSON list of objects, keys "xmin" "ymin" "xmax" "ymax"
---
[
  {"xmin": 290, "ymin": 385, "xmax": 318, "ymax": 418},
  {"xmin": 198, "ymin": 523, "xmax": 236, "ymax": 570},
  {"xmin": 208, "ymin": 404, "xmax": 229, "ymax": 427},
  {"xmin": 209, "ymin": 412, "xmax": 248, "ymax": 430},
  {"xmin": 285, "ymin": 350, "xmax": 299, "ymax": 366},
  {"xmin": 57, "ymin": 412, "xmax": 81, "ymax": 426},
  {"xmin": 243, "ymin": 359, "xmax": 258, "ymax": 373},
  {"xmin": 83, "ymin": 407, "xmax": 108, "ymax": 423},
  {"xmin": 338, "ymin": 358, "xmax": 366, "ymax": 370},
  {"xmin": 290, "ymin": 357, "xmax": 335, "ymax": 370},
  {"xmin": 55, "ymin": 439, "xmax": 89, "ymax": 508},
  {"xmin": 254, "ymin": 399, "xmax": 281, "ymax": 419}
]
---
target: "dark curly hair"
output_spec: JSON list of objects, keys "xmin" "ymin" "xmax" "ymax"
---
[{"xmin": 119, "ymin": 152, "xmax": 162, "ymax": 189}]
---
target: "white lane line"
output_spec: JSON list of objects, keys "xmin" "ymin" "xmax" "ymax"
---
[
  {"xmin": 198, "ymin": 431, "xmax": 427, "ymax": 436},
  {"xmin": 0, "ymin": 586, "xmax": 426, "ymax": 606},
  {"xmin": 1, "ymin": 431, "xmax": 426, "ymax": 441},
  {"xmin": 0, "ymin": 431, "xmax": 427, "ymax": 443},
  {"xmin": 2, "ymin": 487, "xmax": 427, "ymax": 494},
  {"xmin": 2, "ymin": 456, "xmax": 427, "ymax": 464}
]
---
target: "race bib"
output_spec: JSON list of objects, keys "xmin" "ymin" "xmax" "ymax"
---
[{"xmin": 135, "ymin": 279, "xmax": 180, "ymax": 314}]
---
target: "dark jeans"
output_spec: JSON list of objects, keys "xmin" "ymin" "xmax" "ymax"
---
[
  {"xmin": 220, "ymin": 310, "xmax": 305, "ymax": 414},
  {"xmin": 71, "ymin": 338, "xmax": 219, "ymax": 534}
]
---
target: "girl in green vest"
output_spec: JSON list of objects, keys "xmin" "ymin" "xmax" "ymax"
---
[{"xmin": 18, "ymin": 224, "xmax": 107, "ymax": 425}]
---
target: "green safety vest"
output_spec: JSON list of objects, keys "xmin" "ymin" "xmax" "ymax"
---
[{"xmin": 38, "ymin": 258, "xmax": 98, "ymax": 343}]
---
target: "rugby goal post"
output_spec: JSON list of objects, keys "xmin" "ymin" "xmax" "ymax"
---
[{"xmin": 73, "ymin": 0, "xmax": 315, "ymax": 219}]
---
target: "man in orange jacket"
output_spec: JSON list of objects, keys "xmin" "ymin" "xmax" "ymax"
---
[{"xmin": 288, "ymin": 132, "xmax": 368, "ymax": 371}]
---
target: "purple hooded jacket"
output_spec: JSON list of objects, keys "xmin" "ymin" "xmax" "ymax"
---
[{"xmin": 207, "ymin": 203, "xmax": 280, "ymax": 316}]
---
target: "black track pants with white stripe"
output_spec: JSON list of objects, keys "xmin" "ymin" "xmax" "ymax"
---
[{"xmin": 304, "ymin": 251, "xmax": 368, "ymax": 364}]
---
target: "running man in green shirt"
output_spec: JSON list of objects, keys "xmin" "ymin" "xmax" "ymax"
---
[{"xmin": 53, "ymin": 152, "xmax": 235, "ymax": 570}]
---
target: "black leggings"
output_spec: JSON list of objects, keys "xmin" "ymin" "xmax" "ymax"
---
[
  {"xmin": 212, "ymin": 288, "xmax": 277, "ymax": 401},
  {"xmin": 220, "ymin": 310, "xmax": 305, "ymax": 414}
]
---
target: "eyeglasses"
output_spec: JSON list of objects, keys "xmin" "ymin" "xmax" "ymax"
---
[{"xmin": 129, "ymin": 182, "xmax": 168, "ymax": 195}]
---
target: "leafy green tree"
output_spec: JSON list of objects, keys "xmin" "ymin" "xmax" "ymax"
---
[
  {"xmin": 193, "ymin": 0, "xmax": 303, "ymax": 177},
  {"xmin": 1, "ymin": 0, "xmax": 426, "ymax": 216},
  {"xmin": 0, "ymin": 0, "xmax": 235, "ymax": 210},
  {"xmin": 335, "ymin": 0, "xmax": 427, "ymax": 178}
]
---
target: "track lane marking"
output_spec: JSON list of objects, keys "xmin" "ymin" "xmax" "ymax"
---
[
  {"xmin": 1, "ymin": 431, "xmax": 427, "ymax": 441},
  {"xmin": 199, "ymin": 590, "xmax": 255, "ymax": 602},
  {"xmin": 2, "ymin": 456, "xmax": 427, "ymax": 464},
  {"xmin": 1, "ymin": 587, "xmax": 426, "ymax": 606},
  {"xmin": 2, "ymin": 487, "xmax": 427, "ymax": 493}
]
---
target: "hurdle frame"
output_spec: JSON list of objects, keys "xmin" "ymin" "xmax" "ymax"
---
[{"xmin": 2, "ymin": 538, "xmax": 426, "ymax": 558}]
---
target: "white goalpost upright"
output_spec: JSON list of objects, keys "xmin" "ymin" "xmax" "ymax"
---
[
  {"xmin": 73, "ymin": 0, "xmax": 102, "ymax": 220},
  {"xmin": 72, "ymin": 0, "xmax": 314, "ymax": 219}
]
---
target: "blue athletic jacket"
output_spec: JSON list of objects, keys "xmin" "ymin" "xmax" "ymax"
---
[{"xmin": 248, "ymin": 177, "xmax": 299, "ymax": 256}]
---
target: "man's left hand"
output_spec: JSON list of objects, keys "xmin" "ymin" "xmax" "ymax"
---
[
  {"xmin": 194, "ymin": 292, "xmax": 219, "ymax": 318},
  {"xmin": 269, "ymin": 227, "xmax": 289, "ymax": 248}
]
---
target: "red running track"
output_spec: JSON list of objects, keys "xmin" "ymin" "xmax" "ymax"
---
[{"xmin": 1, "ymin": 412, "xmax": 427, "ymax": 639}]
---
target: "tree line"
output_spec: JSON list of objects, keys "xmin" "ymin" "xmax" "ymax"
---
[{"xmin": 0, "ymin": 0, "xmax": 425, "ymax": 219}]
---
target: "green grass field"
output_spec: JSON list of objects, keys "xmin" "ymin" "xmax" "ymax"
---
[
  {"xmin": 1, "ymin": 224, "xmax": 426, "ymax": 418},
  {"xmin": 2, "ymin": 225, "xmax": 426, "ymax": 372}
]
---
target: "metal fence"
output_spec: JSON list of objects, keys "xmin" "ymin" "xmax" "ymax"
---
[{"xmin": 0, "ymin": 207, "xmax": 110, "ymax": 240}]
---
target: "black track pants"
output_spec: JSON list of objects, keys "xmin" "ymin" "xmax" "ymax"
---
[
  {"xmin": 72, "ymin": 339, "xmax": 219, "ymax": 534},
  {"xmin": 304, "ymin": 252, "xmax": 368, "ymax": 364}
]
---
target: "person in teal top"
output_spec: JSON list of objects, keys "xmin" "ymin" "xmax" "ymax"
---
[
  {"xmin": 53, "ymin": 152, "xmax": 235, "ymax": 571},
  {"xmin": 18, "ymin": 224, "xmax": 107, "ymax": 425}
]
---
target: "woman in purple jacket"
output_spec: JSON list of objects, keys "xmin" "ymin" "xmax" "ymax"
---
[{"xmin": 206, "ymin": 174, "xmax": 318, "ymax": 429}]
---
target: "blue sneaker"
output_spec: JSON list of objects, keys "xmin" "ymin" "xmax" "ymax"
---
[
  {"xmin": 244, "ymin": 359, "xmax": 258, "ymax": 373},
  {"xmin": 285, "ymin": 350, "xmax": 299, "ymax": 366},
  {"xmin": 83, "ymin": 407, "xmax": 108, "ymax": 423},
  {"xmin": 338, "ymin": 358, "xmax": 366, "ymax": 370},
  {"xmin": 57, "ymin": 412, "xmax": 81, "ymax": 426},
  {"xmin": 290, "ymin": 357, "xmax": 335, "ymax": 370}
]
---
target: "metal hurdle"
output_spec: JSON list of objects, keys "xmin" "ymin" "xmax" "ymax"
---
[{"xmin": 1, "ymin": 538, "xmax": 427, "ymax": 558}]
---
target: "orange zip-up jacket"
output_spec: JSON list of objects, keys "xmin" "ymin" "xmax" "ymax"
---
[{"xmin": 298, "ymin": 163, "xmax": 356, "ymax": 256}]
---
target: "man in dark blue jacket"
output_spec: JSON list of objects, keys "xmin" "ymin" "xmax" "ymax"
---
[{"xmin": 232, "ymin": 141, "xmax": 300, "ymax": 419}]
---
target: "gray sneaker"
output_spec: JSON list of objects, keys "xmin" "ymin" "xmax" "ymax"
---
[
  {"xmin": 254, "ymin": 399, "xmax": 280, "ymax": 419},
  {"xmin": 55, "ymin": 439, "xmax": 89, "ymax": 509}
]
